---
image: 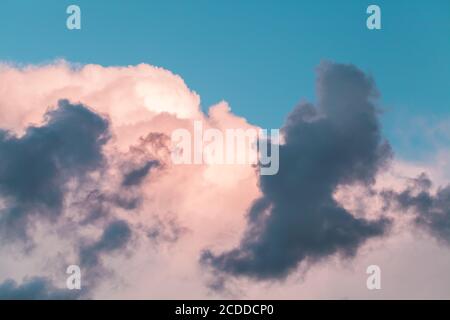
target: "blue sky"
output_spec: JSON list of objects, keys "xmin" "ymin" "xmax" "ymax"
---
[{"xmin": 0, "ymin": 0, "xmax": 449, "ymax": 160}]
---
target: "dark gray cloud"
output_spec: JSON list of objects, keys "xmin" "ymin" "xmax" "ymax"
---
[
  {"xmin": 383, "ymin": 173, "xmax": 450, "ymax": 244},
  {"xmin": 201, "ymin": 62, "xmax": 392, "ymax": 280},
  {"xmin": 79, "ymin": 220, "xmax": 132, "ymax": 269},
  {"xmin": 122, "ymin": 160, "xmax": 159, "ymax": 187},
  {"xmin": 0, "ymin": 99, "xmax": 110, "ymax": 240},
  {"xmin": 78, "ymin": 190, "xmax": 143, "ymax": 225},
  {"xmin": 0, "ymin": 277, "xmax": 82, "ymax": 300}
]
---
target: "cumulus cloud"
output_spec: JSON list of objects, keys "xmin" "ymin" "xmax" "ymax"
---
[
  {"xmin": 0, "ymin": 62, "xmax": 201, "ymax": 133},
  {"xmin": 202, "ymin": 62, "xmax": 392, "ymax": 280},
  {"xmin": 0, "ymin": 61, "xmax": 262, "ymax": 299},
  {"xmin": 0, "ymin": 60, "xmax": 448, "ymax": 299}
]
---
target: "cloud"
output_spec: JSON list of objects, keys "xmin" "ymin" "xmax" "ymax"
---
[
  {"xmin": 147, "ymin": 215, "xmax": 188, "ymax": 245},
  {"xmin": 383, "ymin": 173, "xmax": 450, "ymax": 244},
  {"xmin": 79, "ymin": 220, "xmax": 132, "ymax": 270},
  {"xmin": 0, "ymin": 61, "xmax": 260, "ymax": 299},
  {"xmin": 1, "ymin": 60, "xmax": 448, "ymax": 299},
  {"xmin": 122, "ymin": 160, "xmax": 159, "ymax": 187},
  {"xmin": 201, "ymin": 62, "xmax": 392, "ymax": 280},
  {"xmin": 0, "ymin": 62, "xmax": 201, "ymax": 131},
  {"xmin": 0, "ymin": 100, "xmax": 110, "ymax": 240},
  {"xmin": 0, "ymin": 277, "xmax": 81, "ymax": 300}
]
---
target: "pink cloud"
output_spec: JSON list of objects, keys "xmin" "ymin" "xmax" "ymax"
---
[{"xmin": 1, "ymin": 61, "xmax": 449, "ymax": 299}]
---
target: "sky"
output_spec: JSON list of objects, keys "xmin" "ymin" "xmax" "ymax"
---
[
  {"xmin": 1, "ymin": 0, "xmax": 449, "ymax": 160},
  {"xmin": 0, "ymin": 0, "xmax": 450, "ymax": 300}
]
